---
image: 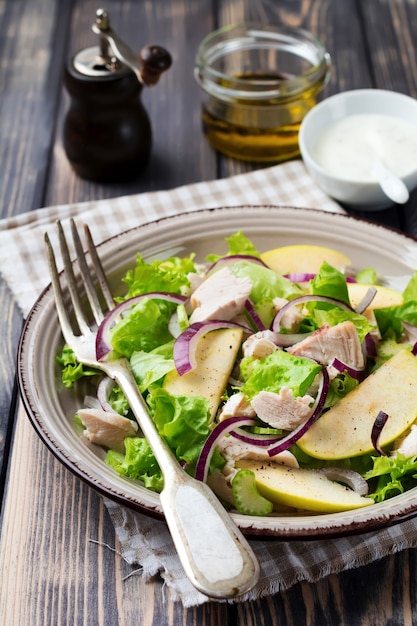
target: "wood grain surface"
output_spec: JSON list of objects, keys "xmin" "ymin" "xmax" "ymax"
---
[{"xmin": 2, "ymin": 0, "xmax": 417, "ymax": 624}]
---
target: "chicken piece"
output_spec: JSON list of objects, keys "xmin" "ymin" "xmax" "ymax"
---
[
  {"xmin": 187, "ymin": 270, "xmax": 206, "ymax": 294},
  {"xmin": 218, "ymin": 392, "xmax": 256, "ymax": 421},
  {"xmin": 251, "ymin": 388, "xmax": 314, "ymax": 430},
  {"xmin": 217, "ymin": 434, "xmax": 299, "ymax": 482},
  {"xmin": 287, "ymin": 320, "xmax": 365, "ymax": 370},
  {"xmin": 273, "ymin": 297, "xmax": 304, "ymax": 331},
  {"xmin": 392, "ymin": 424, "xmax": 417, "ymax": 458},
  {"xmin": 189, "ymin": 266, "xmax": 252, "ymax": 323},
  {"xmin": 242, "ymin": 330, "xmax": 278, "ymax": 359},
  {"xmin": 78, "ymin": 408, "xmax": 138, "ymax": 453}
]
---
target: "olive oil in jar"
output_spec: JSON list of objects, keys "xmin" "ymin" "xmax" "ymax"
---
[
  {"xmin": 195, "ymin": 24, "xmax": 331, "ymax": 162},
  {"xmin": 202, "ymin": 72, "xmax": 320, "ymax": 162}
]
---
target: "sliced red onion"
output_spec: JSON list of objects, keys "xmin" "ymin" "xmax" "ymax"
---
[
  {"xmin": 195, "ymin": 417, "xmax": 258, "ymax": 482},
  {"xmin": 230, "ymin": 427, "xmax": 280, "ymax": 446},
  {"xmin": 363, "ymin": 333, "xmax": 377, "ymax": 358},
  {"xmin": 97, "ymin": 377, "xmax": 118, "ymax": 413},
  {"xmin": 355, "ymin": 286, "xmax": 378, "ymax": 314},
  {"xmin": 207, "ymin": 255, "xmax": 268, "ymax": 275},
  {"xmin": 283, "ymin": 273, "xmax": 316, "ymax": 282},
  {"xmin": 330, "ymin": 357, "xmax": 364, "ymax": 380},
  {"xmin": 267, "ymin": 367, "xmax": 330, "ymax": 457},
  {"xmin": 317, "ymin": 467, "xmax": 369, "ymax": 496},
  {"xmin": 371, "ymin": 410, "xmax": 389, "ymax": 456},
  {"xmin": 174, "ymin": 320, "xmax": 251, "ymax": 375},
  {"xmin": 96, "ymin": 292, "xmax": 188, "ymax": 361},
  {"xmin": 244, "ymin": 299, "xmax": 266, "ymax": 331},
  {"xmin": 413, "ymin": 342, "xmax": 417, "ymax": 356},
  {"xmin": 271, "ymin": 295, "xmax": 353, "ymax": 332}
]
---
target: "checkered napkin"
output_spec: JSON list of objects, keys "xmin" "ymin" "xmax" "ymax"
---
[{"xmin": 3, "ymin": 160, "xmax": 417, "ymax": 608}]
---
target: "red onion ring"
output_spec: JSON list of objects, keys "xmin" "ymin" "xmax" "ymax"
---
[
  {"xmin": 195, "ymin": 417, "xmax": 258, "ymax": 482},
  {"xmin": 207, "ymin": 255, "xmax": 268, "ymax": 275},
  {"xmin": 371, "ymin": 410, "xmax": 389, "ymax": 456},
  {"xmin": 330, "ymin": 357, "xmax": 364, "ymax": 380},
  {"xmin": 244, "ymin": 299, "xmax": 266, "ymax": 331},
  {"xmin": 271, "ymin": 294, "xmax": 353, "ymax": 332},
  {"xmin": 355, "ymin": 286, "xmax": 378, "ymax": 314},
  {"xmin": 317, "ymin": 467, "xmax": 369, "ymax": 496},
  {"xmin": 96, "ymin": 292, "xmax": 188, "ymax": 361},
  {"xmin": 173, "ymin": 320, "xmax": 251, "ymax": 376}
]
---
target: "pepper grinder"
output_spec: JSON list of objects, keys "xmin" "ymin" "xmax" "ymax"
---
[{"xmin": 63, "ymin": 8, "xmax": 172, "ymax": 182}]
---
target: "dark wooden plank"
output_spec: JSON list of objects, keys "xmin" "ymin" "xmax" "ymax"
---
[{"xmin": 0, "ymin": 0, "xmax": 73, "ymax": 504}]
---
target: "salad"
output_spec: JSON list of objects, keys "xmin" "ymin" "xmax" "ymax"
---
[{"xmin": 58, "ymin": 231, "xmax": 417, "ymax": 517}]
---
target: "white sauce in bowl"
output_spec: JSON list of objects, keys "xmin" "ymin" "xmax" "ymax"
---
[{"xmin": 313, "ymin": 113, "xmax": 417, "ymax": 182}]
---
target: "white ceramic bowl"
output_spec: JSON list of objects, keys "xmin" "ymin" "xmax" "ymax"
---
[
  {"xmin": 299, "ymin": 89, "xmax": 417, "ymax": 210},
  {"xmin": 17, "ymin": 206, "xmax": 417, "ymax": 539}
]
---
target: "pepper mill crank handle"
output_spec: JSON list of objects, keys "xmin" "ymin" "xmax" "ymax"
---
[{"xmin": 93, "ymin": 9, "xmax": 172, "ymax": 86}]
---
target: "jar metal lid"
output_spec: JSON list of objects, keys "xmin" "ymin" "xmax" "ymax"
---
[{"xmin": 194, "ymin": 23, "xmax": 331, "ymax": 103}]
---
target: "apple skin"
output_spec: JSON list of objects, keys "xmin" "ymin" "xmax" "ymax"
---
[
  {"xmin": 298, "ymin": 350, "xmax": 417, "ymax": 460},
  {"xmin": 260, "ymin": 244, "xmax": 351, "ymax": 275},
  {"xmin": 236, "ymin": 459, "xmax": 373, "ymax": 513}
]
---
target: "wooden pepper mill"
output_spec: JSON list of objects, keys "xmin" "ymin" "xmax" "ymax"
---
[{"xmin": 63, "ymin": 8, "xmax": 172, "ymax": 182}]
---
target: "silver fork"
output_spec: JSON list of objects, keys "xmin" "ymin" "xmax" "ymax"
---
[{"xmin": 45, "ymin": 219, "xmax": 260, "ymax": 599}]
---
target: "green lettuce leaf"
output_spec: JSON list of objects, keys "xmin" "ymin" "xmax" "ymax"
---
[
  {"xmin": 110, "ymin": 298, "xmax": 174, "ymax": 358},
  {"xmin": 324, "ymin": 372, "xmax": 359, "ymax": 409},
  {"xmin": 120, "ymin": 253, "xmax": 196, "ymax": 299},
  {"xmin": 365, "ymin": 453, "xmax": 417, "ymax": 502},
  {"xmin": 230, "ymin": 259, "xmax": 302, "ymax": 326},
  {"xmin": 312, "ymin": 307, "xmax": 374, "ymax": 343},
  {"xmin": 311, "ymin": 261, "xmax": 350, "ymax": 304},
  {"xmin": 402, "ymin": 270, "xmax": 417, "ymax": 303},
  {"xmin": 56, "ymin": 344, "xmax": 100, "ymax": 387},
  {"xmin": 130, "ymin": 347, "xmax": 175, "ymax": 393},
  {"xmin": 240, "ymin": 350, "xmax": 322, "ymax": 400},
  {"xmin": 206, "ymin": 231, "xmax": 260, "ymax": 263},
  {"xmin": 146, "ymin": 388, "xmax": 211, "ymax": 465},
  {"xmin": 106, "ymin": 437, "xmax": 164, "ymax": 492}
]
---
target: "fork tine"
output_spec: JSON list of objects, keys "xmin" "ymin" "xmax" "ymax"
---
[
  {"xmin": 69, "ymin": 219, "xmax": 108, "ymax": 326},
  {"xmin": 44, "ymin": 230, "xmax": 81, "ymax": 345},
  {"xmin": 82, "ymin": 223, "xmax": 114, "ymax": 311},
  {"xmin": 56, "ymin": 220, "xmax": 91, "ymax": 334}
]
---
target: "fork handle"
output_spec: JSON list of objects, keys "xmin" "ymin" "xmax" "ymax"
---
[
  {"xmin": 108, "ymin": 361, "xmax": 260, "ymax": 598},
  {"xmin": 160, "ymin": 467, "xmax": 260, "ymax": 599}
]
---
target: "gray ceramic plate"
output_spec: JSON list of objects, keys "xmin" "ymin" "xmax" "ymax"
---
[{"xmin": 17, "ymin": 205, "xmax": 417, "ymax": 538}]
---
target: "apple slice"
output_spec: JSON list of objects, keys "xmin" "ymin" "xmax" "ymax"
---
[
  {"xmin": 236, "ymin": 459, "xmax": 373, "ymax": 513},
  {"xmin": 298, "ymin": 349, "xmax": 417, "ymax": 460},
  {"xmin": 260, "ymin": 244, "xmax": 351, "ymax": 275},
  {"xmin": 163, "ymin": 327, "xmax": 243, "ymax": 419},
  {"xmin": 348, "ymin": 282, "xmax": 403, "ymax": 311}
]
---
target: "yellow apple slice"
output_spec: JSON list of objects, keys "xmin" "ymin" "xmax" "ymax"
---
[
  {"xmin": 260, "ymin": 244, "xmax": 351, "ymax": 275},
  {"xmin": 348, "ymin": 282, "xmax": 403, "ymax": 311},
  {"xmin": 236, "ymin": 460, "xmax": 373, "ymax": 513},
  {"xmin": 298, "ymin": 349, "xmax": 417, "ymax": 460},
  {"xmin": 163, "ymin": 327, "xmax": 243, "ymax": 419}
]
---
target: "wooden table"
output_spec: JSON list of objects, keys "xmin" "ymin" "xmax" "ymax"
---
[{"xmin": 2, "ymin": 1, "xmax": 417, "ymax": 623}]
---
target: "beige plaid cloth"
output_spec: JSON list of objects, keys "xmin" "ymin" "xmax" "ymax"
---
[{"xmin": 3, "ymin": 160, "xmax": 417, "ymax": 607}]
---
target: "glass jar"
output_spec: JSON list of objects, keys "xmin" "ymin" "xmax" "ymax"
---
[{"xmin": 194, "ymin": 23, "xmax": 331, "ymax": 162}]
